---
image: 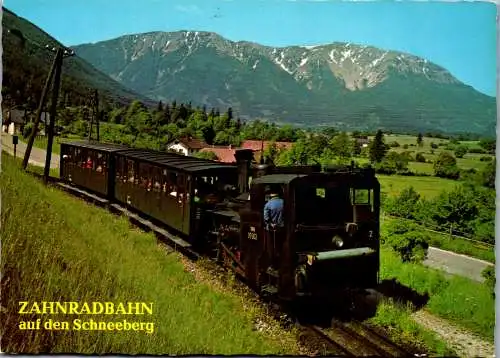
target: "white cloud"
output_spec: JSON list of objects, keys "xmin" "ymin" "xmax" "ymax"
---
[{"xmin": 175, "ymin": 5, "xmax": 202, "ymax": 13}]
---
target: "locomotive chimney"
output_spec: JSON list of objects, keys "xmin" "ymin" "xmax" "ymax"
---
[{"xmin": 234, "ymin": 149, "xmax": 254, "ymax": 193}]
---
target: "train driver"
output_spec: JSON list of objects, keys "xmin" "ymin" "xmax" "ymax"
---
[{"xmin": 264, "ymin": 186, "xmax": 284, "ymax": 230}]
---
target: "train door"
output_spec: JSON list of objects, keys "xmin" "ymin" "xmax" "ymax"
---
[{"xmin": 239, "ymin": 209, "xmax": 265, "ymax": 290}]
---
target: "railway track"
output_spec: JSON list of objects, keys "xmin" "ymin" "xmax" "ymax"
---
[{"xmin": 301, "ymin": 319, "xmax": 419, "ymax": 357}]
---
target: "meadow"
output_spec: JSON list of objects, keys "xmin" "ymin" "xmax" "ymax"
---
[{"xmin": 377, "ymin": 174, "xmax": 459, "ymax": 199}]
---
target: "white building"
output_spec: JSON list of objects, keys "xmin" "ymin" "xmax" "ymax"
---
[{"xmin": 166, "ymin": 137, "xmax": 208, "ymax": 156}]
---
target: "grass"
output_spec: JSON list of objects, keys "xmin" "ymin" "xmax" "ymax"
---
[
  {"xmin": 378, "ymin": 245, "xmax": 495, "ymax": 342},
  {"xmin": 381, "ymin": 216, "xmax": 495, "ymax": 263},
  {"xmin": 377, "ymin": 174, "xmax": 459, "ymax": 199},
  {"xmin": 368, "ymin": 300, "xmax": 454, "ymax": 356},
  {"xmin": 31, "ymin": 134, "xmax": 82, "ymax": 155},
  {"xmin": 1, "ymin": 152, "xmax": 299, "ymax": 355},
  {"xmin": 31, "ymin": 136, "xmax": 62, "ymax": 155}
]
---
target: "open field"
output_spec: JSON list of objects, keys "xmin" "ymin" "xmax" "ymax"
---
[
  {"xmin": 380, "ymin": 134, "xmax": 494, "ymax": 174},
  {"xmin": 378, "ymin": 245, "xmax": 494, "ymax": 342},
  {"xmin": 1, "ymin": 153, "xmax": 299, "ymax": 354},
  {"xmin": 377, "ymin": 174, "xmax": 459, "ymax": 199}
]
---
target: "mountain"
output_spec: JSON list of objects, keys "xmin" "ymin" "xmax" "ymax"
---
[
  {"xmin": 2, "ymin": 8, "xmax": 153, "ymax": 110},
  {"xmin": 73, "ymin": 31, "xmax": 496, "ymax": 135}
]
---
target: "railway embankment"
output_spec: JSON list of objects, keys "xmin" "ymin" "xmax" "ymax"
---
[{"xmin": 0, "ymin": 153, "xmax": 300, "ymax": 354}]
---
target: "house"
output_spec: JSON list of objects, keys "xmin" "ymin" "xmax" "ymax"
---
[
  {"xmin": 166, "ymin": 136, "xmax": 208, "ymax": 156},
  {"xmin": 2, "ymin": 109, "xmax": 51, "ymax": 136},
  {"xmin": 199, "ymin": 146, "xmax": 238, "ymax": 163},
  {"xmin": 2, "ymin": 109, "xmax": 27, "ymax": 135},
  {"xmin": 355, "ymin": 136, "xmax": 370, "ymax": 148}
]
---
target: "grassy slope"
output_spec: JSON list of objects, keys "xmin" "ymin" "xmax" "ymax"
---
[
  {"xmin": 1, "ymin": 153, "xmax": 298, "ymax": 354},
  {"xmin": 378, "ymin": 246, "xmax": 494, "ymax": 342}
]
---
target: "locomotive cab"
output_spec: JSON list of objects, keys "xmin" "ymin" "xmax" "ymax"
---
[{"xmin": 241, "ymin": 169, "xmax": 380, "ymax": 301}]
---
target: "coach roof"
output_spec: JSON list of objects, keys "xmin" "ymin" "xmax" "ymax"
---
[
  {"xmin": 63, "ymin": 141, "xmax": 130, "ymax": 152},
  {"xmin": 117, "ymin": 149, "xmax": 237, "ymax": 173}
]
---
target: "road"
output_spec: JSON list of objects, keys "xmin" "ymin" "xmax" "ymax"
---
[
  {"xmin": 423, "ymin": 246, "xmax": 493, "ymax": 282},
  {"xmin": 2, "ymin": 132, "xmax": 493, "ymax": 282},
  {"xmin": 1, "ymin": 132, "xmax": 60, "ymax": 168}
]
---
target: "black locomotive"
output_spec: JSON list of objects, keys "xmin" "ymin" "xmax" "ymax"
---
[{"xmin": 60, "ymin": 141, "xmax": 380, "ymax": 302}]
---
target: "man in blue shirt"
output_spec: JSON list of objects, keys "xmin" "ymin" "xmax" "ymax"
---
[{"xmin": 264, "ymin": 188, "xmax": 284, "ymax": 230}]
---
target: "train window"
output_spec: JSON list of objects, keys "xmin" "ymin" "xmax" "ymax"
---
[
  {"xmin": 168, "ymin": 172, "xmax": 178, "ymax": 197},
  {"xmin": 127, "ymin": 160, "xmax": 136, "ymax": 184},
  {"xmin": 152, "ymin": 166, "xmax": 161, "ymax": 192},
  {"xmin": 351, "ymin": 188, "xmax": 371, "ymax": 205},
  {"xmin": 295, "ymin": 185, "xmax": 351, "ymax": 225},
  {"xmin": 316, "ymin": 188, "xmax": 326, "ymax": 198}
]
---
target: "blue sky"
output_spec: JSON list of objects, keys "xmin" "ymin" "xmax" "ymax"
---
[{"xmin": 5, "ymin": 0, "xmax": 497, "ymax": 97}]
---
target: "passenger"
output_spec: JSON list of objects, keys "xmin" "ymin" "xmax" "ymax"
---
[
  {"xmin": 85, "ymin": 157, "xmax": 93, "ymax": 169},
  {"xmin": 154, "ymin": 181, "xmax": 161, "ymax": 191},
  {"xmin": 264, "ymin": 187, "xmax": 284, "ymax": 230}
]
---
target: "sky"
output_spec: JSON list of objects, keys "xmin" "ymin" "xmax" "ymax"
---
[{"xmin": 4, "ymin": 0, "xmax": 497, "ymax": 97}]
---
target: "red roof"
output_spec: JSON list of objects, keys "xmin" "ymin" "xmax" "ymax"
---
[
  {"xmin": 240, "ymin": 140, "xmax": 293, "ymax": 151},
  {"xmin": 200, "ymin": 147, "xmax": 237, "ymax": 163},
  {"xmin": 176, "ymin": 136, "xmax": 208, "ymax": 149}
]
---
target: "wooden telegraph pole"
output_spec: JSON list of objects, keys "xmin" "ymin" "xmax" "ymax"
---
[
  {"xmin": 23, "ymin": 45, "xmax": 75, "ymax": 181},
  {"xmin": 43, "ymin": 48, "xmax": 64, "ymax": 183},
  {"xmin": 22, "ymin": 51, "xmax": 58, "ymax": 170},
  {"xmin": 87, "ymin": 89, "xmax": 100, "ymax": 142}
]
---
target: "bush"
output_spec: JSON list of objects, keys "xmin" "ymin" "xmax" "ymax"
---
[
  {"xmin": 480, "ymin": 156, "xmax": 493, "ymax": 162},
  {"xmin": 390, "ymin": 141, "xmax": 400, "ymax": 148},
  {"xmin": 430, "ymin": 142, "xmax": 438, "ymax": 149},
  {"xmin": 375, "ymin": 152, "xmax": 409, "ymax": 175},
  {"xmin": 434, "ymin": 152, "xmax": 460, "ymax": 179},
  {"xmin": 415, "ymin": 153, "xmax": 426, "ymax": 162},
  {"xmin": 385, "ymin": 220, "xmax": 429, "ymax": 263},
  {"xmin": 384, "ymin": 186, "xmax": 421, "ymax": 219},
  {"xmin": 481, "ymin": 266, "xmax": 495, "ymax": 298},
  {"xmin": 403, "ymin": 144, "xmax": 409, "ymax": 149},
  {"xmin": 22, "ymin": 122, "xmax": 33, "ymax": 139}
]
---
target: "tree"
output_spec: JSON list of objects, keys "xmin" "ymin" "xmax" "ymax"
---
[
  {"xmin": 385, "ymin": 219, "xmax": 429, "ymax": 263},
  {"xmin": 385, "ymin": 186, "xmax": 421, "ymax": 219},
  {"xmin": 324, "ymin": 132, "xmax": 353, "ymax": 164},
  {"xmin": 416, "ymin": 133, "xmax": 423, "ymax": 147},
  {"xmin": 479, "ymin": 138, "xmax": 495, "ymax": 154},
  {"xmin": 481, "ymin": 160, "xmax": 495, "ymax": 189},
  {"xmin": 376, "ymin": 151, "xmax": 409, "ymax": 174},
  {"xmin": 454, "ymin": 145, "xmax": 468, "ymax": 158},
  {"xmin": 433, "ymin": 151, "xmax": 459, "ymax": 179},
  {"xmin": 194, "ymin": 151, "xmax": 218, "ymax": 161},
  {"xmin": 415, "ymin": 153, "xmax": 426, "ymax": 163},
  {"xmin": 369, "ymin": 130, "xmax": 387, "ymax": 163},
  {"xmin": 263, "ymin": 141, "xmax": 279, "ymax": 164}
]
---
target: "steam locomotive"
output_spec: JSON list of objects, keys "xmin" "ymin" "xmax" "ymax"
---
[{"xmin": 60, "ymin": 141, "xmax": 380, "ymax": 302}]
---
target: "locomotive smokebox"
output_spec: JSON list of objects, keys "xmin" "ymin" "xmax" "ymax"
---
[{"xmin": 234, "ymin": 149, "xmax": 254, "ymax": 193}]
